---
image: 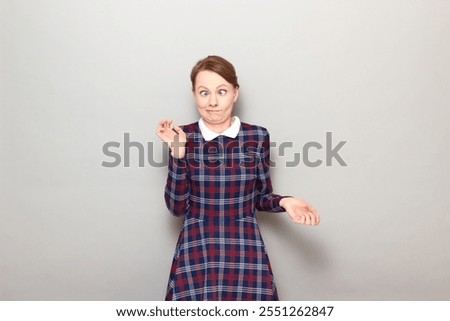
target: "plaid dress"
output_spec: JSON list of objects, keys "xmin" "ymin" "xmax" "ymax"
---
[{"xmin": 164, "ymin": 121, "xmax": 287, "ymax": 301}]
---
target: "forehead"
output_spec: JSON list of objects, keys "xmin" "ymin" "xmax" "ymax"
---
[{"xmin": 195, "ymin": 70, "xmax": 231, "ymax": 89}]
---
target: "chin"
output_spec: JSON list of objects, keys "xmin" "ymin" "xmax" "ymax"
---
[{"xmin": 206, "ymin": 115, "xmax": 224, "ymax": 122}]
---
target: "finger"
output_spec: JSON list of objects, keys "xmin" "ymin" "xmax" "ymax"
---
[
  {"xmin": 306, "ymin": 205, "xmax": 319, "ymax": 225},
  {"xmin": 306, "ymin": 213, "xmax": 314, "ymax": 225},
  {"xmin": 312, "ymin": 212, "xmax": 319, "ymax": 225},
  {"xmin": 156, "ymin": 124, "xmax": 167, "ymax": 135},
  {"xmin": 172, "ymin": 124, "xmax": 184, "ymax": 134},
  {"xmin": 295, "ymin": 213, "xmax": 305, "ymax": 224},
  {"xmin": 158, "ymin": 119, "xmax": 169, "ymax": 126},
  {"xmin": 304, "ymin": 213, "xmax": 311, "ymax": 225},
  {"xmin": 157, "ymin": 119, "xmax": 170, "ymax": 131},
  {"xmin": 312, "ymin": 208, "xmax": 320, "ymax": 225},
  {"xmin": 162, "ymin": 120, "xmax": 172, "ymax": 128},
  {"xmin": 307, "ymin": 209, "xmax": 316, "ymax": 225},
  {"xmin": 300, "ymin": 215, "xmax": 306, "ymax": 224}
]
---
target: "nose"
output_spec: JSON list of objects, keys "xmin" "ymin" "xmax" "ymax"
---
[{"xmin": 209, "ymin": 93, "xmax": 218, "ymax": 107}]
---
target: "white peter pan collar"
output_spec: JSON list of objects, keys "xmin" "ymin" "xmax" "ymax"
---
[{"xmin": 198, "ymin": 116, "xmax": 241, "ymax": 141}]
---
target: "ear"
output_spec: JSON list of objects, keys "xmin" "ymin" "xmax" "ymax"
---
[{"xmin": 233, "ymin": 87, "xmax": 239, "ymax": 103}]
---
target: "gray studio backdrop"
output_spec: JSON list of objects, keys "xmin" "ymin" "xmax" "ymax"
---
[{"xmin": 1, "ymin": 0, "xmax": 449, "ymax": 300}]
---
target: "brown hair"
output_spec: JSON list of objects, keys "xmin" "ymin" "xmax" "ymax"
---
[{"xmin": 190, "ymin": 55, "xmax": 240, "ymax": 91}]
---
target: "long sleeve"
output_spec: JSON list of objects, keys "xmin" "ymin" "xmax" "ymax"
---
[
  {"xmin": 255, "ymin": 131, "xmax": 289, "ymax": 212},
  {"xmin": 164, "ymin": 153, "xmax": 190, "ymax": 217}
]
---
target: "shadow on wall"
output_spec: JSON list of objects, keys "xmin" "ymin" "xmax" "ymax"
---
[{"xmin": 257, "ymin": 212, "xmax": 329, "ymax": 269}]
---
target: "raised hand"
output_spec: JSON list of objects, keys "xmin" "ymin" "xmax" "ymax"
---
[{"xmin": 156, "ymin": 119, "xmax": 187, "ymax": 158}]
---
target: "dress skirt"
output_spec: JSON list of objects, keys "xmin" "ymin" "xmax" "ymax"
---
[{"xmin": 165, "ymin": 216, "xmax": 278, "ymax": 300}]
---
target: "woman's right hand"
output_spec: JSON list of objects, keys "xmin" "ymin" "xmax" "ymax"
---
[{"xmin": 156, "ymin": 119, "xmax": 187, "ymax": 158}]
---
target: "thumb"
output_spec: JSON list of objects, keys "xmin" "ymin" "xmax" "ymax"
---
[
  {"xmin": 171, "ymin": 124, "xmax": 183, "ymax": 133},
  {"xmin": 173, "ymin": 125, "xmax": 187, "ymax": 139}
]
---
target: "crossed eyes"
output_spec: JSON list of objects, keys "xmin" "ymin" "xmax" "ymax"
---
[{"xmin": 199, "ymin": 89, "xmax": 227, "ymax": 97}]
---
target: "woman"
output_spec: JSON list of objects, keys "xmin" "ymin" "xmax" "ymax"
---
[{"xmin": 156, "ymin": 55, "xmax": 320, "ymax": 301}]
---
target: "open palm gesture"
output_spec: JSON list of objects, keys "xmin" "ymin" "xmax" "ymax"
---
[{"xmin": 280, "ymin": 197, "xmax": 320, "ymax": 225}]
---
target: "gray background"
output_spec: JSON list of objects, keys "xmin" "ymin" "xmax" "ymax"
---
[{"xmin": 1, "ymin": 0, "xmax": 449, "ymax": 300}]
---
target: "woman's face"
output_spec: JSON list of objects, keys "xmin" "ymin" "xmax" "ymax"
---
[{"xmin": 193, "ymin": 70, "xmax": 239, "ymax": 127}]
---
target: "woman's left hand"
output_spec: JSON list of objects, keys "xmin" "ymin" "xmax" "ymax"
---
[{"xmin": 280, "ymin": 198, "xmax": 320, "ymax": 226}]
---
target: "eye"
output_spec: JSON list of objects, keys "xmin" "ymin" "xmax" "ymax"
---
[
  {"xmin": 199, "ymin": 90, "xmax": 208, "ymax": 97},
  {"xmin": 218, "ymin": 89, "xmax": 227, "ymax": 96}
]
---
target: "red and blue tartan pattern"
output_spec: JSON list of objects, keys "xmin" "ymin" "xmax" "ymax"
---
[{"xmin": 164, "ymin": 122, "xmax": 287, "ymax": 301}]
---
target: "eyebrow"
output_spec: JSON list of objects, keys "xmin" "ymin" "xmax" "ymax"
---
[{"xmin": 196, "ymin": 84, "xmax": 228, "ymax": 90}]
